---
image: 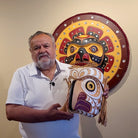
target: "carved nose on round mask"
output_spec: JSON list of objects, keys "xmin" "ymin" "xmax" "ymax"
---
[
  {"xmin": 82, "ymin": 53, "xmax": 89, "ymax": 61},
  {"xmin": 76, "ymin": 48, "xmax": 89, "ymax": 61}
]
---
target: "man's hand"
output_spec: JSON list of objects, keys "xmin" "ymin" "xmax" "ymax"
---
[
  {"xmin": 103, "ymin": 86, "xmax": 109, "ymax": 99},
  {"xmin": 46, "ymin": 103, "xmax": 74, "ymax": 121}
]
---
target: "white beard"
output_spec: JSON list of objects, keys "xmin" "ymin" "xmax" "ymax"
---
[
  {"xmin": 35, "ymin": 52, "xmax": 56, "ymax": 70},
  {"xmin": 37, "ymin": 59, "xmax": 50, "ymax": 70},
  {"xmin": 36, "ymin": 58, "xmax": 55, "ymax": 70}
]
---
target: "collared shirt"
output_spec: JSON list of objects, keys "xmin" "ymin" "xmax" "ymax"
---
[{"xmin": 6, "ymin": 60, "xmax": 80, "ymax": 138}]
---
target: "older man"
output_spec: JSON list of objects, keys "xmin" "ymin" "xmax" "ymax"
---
[{"xmin": 6, "ymin": 31, "xmax": 80, "ymax": 138}]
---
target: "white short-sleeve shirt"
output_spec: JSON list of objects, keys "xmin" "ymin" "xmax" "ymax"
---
[{"xmin": 6, "ymin": 60, "xmax": 80, "ymax": 138}]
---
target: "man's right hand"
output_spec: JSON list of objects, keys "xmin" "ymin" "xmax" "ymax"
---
[{"xmin": 46, "ymin": 103, "xmax": 74, "ymax": 121}]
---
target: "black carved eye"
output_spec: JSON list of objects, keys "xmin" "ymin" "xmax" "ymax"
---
[
  {"xmin": 85, "ymin": 80, "xmax": 95, "ymax": 92},
  {"xmin": 70, "ymin": 46, "xmax": 75, "ymax": 53},
  {"xmin": 90, "ymin": 46, "xmax": 98, "ymax": 53}
]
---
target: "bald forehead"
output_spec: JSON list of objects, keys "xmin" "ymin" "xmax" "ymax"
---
[
  {"xmin": 30, "ymin": 34, "xmax": 53, "ymax": 46},
  {"xmin": 31, "ymin": 34, "xmax": 52, "ymax": 42}
]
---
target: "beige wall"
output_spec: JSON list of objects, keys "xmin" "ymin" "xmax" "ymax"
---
[{"xmin": 0, "ymin": 0, "xmax": 137, "ymax": 137}]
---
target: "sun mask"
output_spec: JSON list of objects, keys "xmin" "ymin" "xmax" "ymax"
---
[
  {"xmin": 53, "ymin": 12, "xmax": 130, "ymax": 90},
  {"xmin": 64, "ymin": 32, "xmax": 108, "ymax": 68}
]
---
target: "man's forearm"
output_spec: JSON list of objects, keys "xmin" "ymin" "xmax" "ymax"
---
[
  {"xmin": 6, "ymin": 103, "xmax": 73, "ymax": 123},
  {"xmin": 6, "ymin": 104, "xmax": 49, "ymax": 123}
]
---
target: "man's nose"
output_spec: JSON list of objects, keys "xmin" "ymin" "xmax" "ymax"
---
[{"xmin": 39, "ymin": 46, "xmax": 46, "ymax": 53}]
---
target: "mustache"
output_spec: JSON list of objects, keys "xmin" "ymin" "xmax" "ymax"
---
[{"xmin": 38, "ymin": 53, "xmax": 50, "ymax": 60}]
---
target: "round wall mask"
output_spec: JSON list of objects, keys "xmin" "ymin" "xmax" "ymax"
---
[{"xmin": 53, "ymin": 12, "xmax": 130, "ymax": 90}]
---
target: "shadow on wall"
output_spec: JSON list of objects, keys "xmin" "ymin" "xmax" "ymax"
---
[{"xmin": 80, "ymin": 116, "xmax": 102, "ymax": 138}]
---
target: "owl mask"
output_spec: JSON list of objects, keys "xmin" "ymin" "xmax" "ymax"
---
[{"xmin": 61, "ymin": 66, "xmax": 108, "ymax": 125}]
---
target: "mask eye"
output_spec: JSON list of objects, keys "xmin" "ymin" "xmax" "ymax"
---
[
  {"xmin": 85, "ymin": 80, "xmax": 95, "ymax": 92},
  {"xmin": 90, "ymin": 46, "xmax": 98, "ymax": 53},
  {"xmin": 70, "ymin": 46, "xmax": 75, "ymax": 53},
  {"xmin": 81, "ymin": 79, "xmax": 96, "ymax": 94},
  {"xmin": 81, "ymin": 78, "xmax": 102, "ymax": 99}
]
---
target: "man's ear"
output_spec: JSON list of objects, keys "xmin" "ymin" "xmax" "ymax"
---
[{"xmin": 29, "ymin": 47, "xmax": 32, "ymax": 53}]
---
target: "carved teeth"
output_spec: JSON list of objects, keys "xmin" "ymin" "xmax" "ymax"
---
[
  {"xmin": 78, "ymin": 109, "xmax": 83, "ymax": 114},
  {"xmin": 78, "ymin": 109, "xmax": 96, "ymax": 117},
  {"xmin": 90, "ymin": 114, "xmax": 94, "ymax": 117},
  {"xmin": 82, "ymin": 111, "xmax": 87, "ymax": 116},
  {"xmin": 87, "ymin": 113, "xmax": 91, "ymax": 117}
]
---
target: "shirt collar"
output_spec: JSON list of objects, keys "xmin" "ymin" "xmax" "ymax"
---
[{"xmin": 29, "ymin": 62, "xmax": 39, "ymax": 76}]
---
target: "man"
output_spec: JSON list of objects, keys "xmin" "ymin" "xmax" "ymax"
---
[
  {"xmin": 6, "ymin": 31, "xmax": 80, "ymax": 138},
  {"xmin": 6, "ymin": 31, "xmax": 109, "ymax": 138}
]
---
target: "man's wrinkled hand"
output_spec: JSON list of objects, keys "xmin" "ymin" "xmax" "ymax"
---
[{"xmin": 46, "ymin": 103, "xmax": 74, "ymax": 121}]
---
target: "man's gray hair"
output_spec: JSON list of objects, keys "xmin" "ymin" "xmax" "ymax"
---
[{"xmin": 28, "ymin": 31, "xmax": 55, "ymax": 47}]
